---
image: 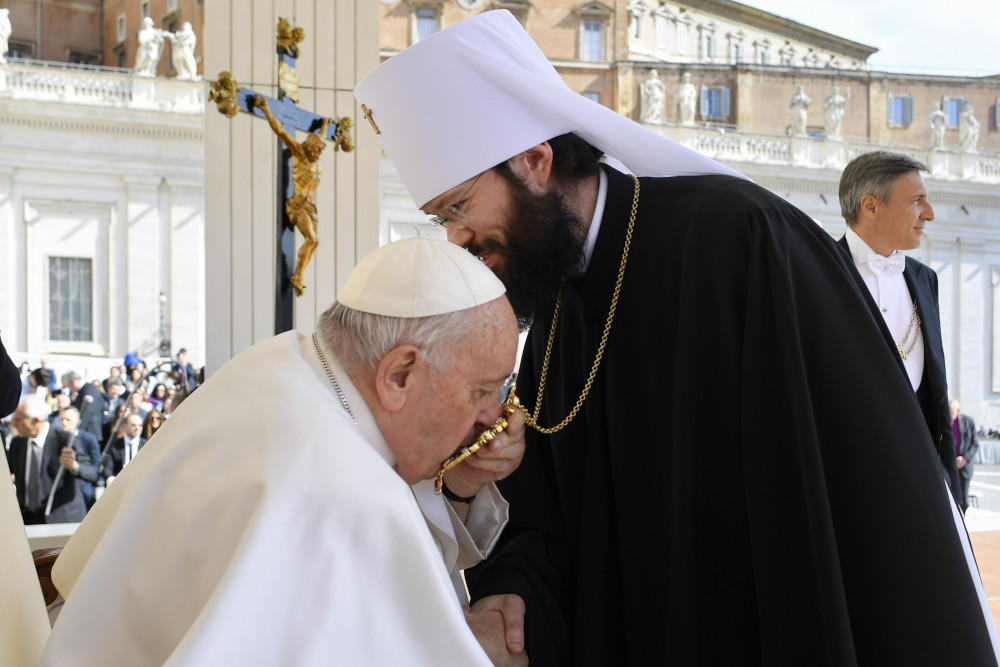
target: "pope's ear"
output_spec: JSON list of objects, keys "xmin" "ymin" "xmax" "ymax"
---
[{"xmin": 374, "ymin": 345, "xmax": 421, "ymax": 412}]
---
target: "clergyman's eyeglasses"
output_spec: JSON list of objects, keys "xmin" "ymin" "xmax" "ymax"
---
[{"xmin": 428, "ymin": 172, "xmax": 484, "ymax": 230}]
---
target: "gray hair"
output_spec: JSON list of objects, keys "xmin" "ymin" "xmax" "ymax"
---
[
  {"xmin": 839, "ymin": 151, "xmax": 927, "ymax": 226},
  {"xmin": 318, "ymin": 301, "xmax": 483, "ymax": 375},
  {"xmin": 18, "ymin": 395, "xmax": 49, "ymax": 421}
]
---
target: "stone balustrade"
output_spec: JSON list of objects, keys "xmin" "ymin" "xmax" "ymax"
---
[
  {"xmin": 0, "ymin": 59, "xmax": 203, "ymax": 114},
  {"xmin": 649, "ymin": 124, "xmax": 1000, "ymax": 184}
]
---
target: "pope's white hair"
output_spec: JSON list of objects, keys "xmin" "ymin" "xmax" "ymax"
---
[{"xmin": 318, "ymin": 301, "xmax": 483, "ymax": 375}]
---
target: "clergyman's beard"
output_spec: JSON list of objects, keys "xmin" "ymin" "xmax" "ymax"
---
[{"xmin": 472, "ymin": 179, "xmax": 586, "ymax": 331}]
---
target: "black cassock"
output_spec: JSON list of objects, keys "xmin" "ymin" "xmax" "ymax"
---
[{"xmin": 466, "ymin": 168, "xmax": 997, "ymax": 666}]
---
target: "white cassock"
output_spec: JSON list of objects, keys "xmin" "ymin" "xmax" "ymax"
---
[{"xmin": 42, "ymin": 331, "xmax": 497, "ymax": 666}]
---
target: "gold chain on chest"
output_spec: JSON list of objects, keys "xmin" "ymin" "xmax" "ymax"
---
[
  {"xmin": 897, "ymin": 300, "xmax": 921, "ymax": 360},
  {"xmin": 522, "ymin": 174, "xmax": 640, "ymax": 434}
]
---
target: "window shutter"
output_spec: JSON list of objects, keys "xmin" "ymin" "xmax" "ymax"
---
[
  {"xmin": 903, "ymin": 96, "xmax": 913, "ymax": 125},
  {"xmin": 700, "ymin": 87, "xmax": 709, "ymax": 115},
  {"xmin": 721, "ymin": 87, "xmax": 731, "ymax": 117}
]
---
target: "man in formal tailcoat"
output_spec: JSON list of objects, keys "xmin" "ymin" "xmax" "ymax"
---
[
  {"xmin": 7, "ymin": 396, "xmax": 92, "ymax": 524},
  {"xmin": 838, "ymin": 151, "xmax": 961, "ymax": 506}
]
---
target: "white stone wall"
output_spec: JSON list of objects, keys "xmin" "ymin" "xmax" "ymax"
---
[{"xmin": 0, "ymin": 68, "xmax": 205, "ymax": 381}]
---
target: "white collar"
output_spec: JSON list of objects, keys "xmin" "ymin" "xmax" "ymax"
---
[
  {"xmin": 33, "ymin": 423, "xmax": 50, "ymax": 446},
  {"xmin": 845, "ymin": 226, "xmax": 904, "ymax": 266},
  {"xmin": 581, "ymin": 169, "xmax": 608, "ymax": 273}
]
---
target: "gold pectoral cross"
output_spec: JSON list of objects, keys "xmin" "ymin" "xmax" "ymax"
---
[{"xmin": 361, "ymin": 104, "xmax": 380, "ymax": 135}]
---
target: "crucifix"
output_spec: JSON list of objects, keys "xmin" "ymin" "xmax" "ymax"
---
[{"xmin": 208, "ymin": 18, "xmax": 354, "ymax": 334}]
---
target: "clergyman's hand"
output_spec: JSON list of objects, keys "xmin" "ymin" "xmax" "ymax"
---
[
  {"xmin": 464, "ymin": 594, "xmax": 527, "ymax": 665},
  {"xmin": 444, "ymin": 409, "xmax": 526, "ymax": 500}
]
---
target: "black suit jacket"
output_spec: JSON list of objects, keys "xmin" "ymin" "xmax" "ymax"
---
[
  {"xmin": 103, "ymin": 436, "xmax": 147, "ymax": 479},
  {"xmin": 955, "ymin": 413, "xmax": 980, "ymax": 481},
  {"xmin": 6, "ymin": 427, "xmax": 89, "ymax": 523},
  {"xmin": 838, "ymin": 237, "xmax": 961, "ymax": 503},
  {"xmin": 73, "ymin": 383, "xmax": 109, "ymax": 443},
  {"xmin": 67, "ymin": 428, "xmax": 102, "ymax": 500}
]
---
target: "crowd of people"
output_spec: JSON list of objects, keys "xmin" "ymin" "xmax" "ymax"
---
[{"xmin": 2, "ymin": 347, "xmax": 201, "ymax": 524}]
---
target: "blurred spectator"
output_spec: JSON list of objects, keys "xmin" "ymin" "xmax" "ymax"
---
[
  {"xmin": 65, "ymin": 371, "xmax": 108, "ymax": 443},
  {"xmin": 128, "ymin": 389, "xmax": 151, "ymax": 421},
  {"xmin": 103, "ymin": 365, "xmax": 123, "ymax": 394},
  {"xmin": 104, "ymin": 403, "xmax": 131, "ymax": 444},
  {"xmin": 28, "ymin": 368, "xmax": 53, "ymax": 400},
  {"xmin": 105, "ymin": 379, "xmax": 126, "ymax": 424},
  {"xmin": 39, "ymin": 358, "xmax": 57, "ymax": 393},
  {"xmin": 172, "ymin": 348, "xmax": 198, "ymax": 392},
  {"xmin": 1, "ymin": 335, "xmax": 19, "ymax": 418},
  {"xmin": 58, "ymin": 406, "xmax": 102, "ymax": 510},
  {"xmin": 49, "ymin": 394, "xmax": 71, "ymax": 427},
  {"xmin": 17, "ymin": 360, "xmax": 31, "ymax": 397},
  {"xmin": 125, "ymin": 366, "xmax": 144, "ymax": 393},
  {"xmin": 7, "ymin": 396, "xmax": 89, "ymax": 524},
  {"xmin": 123, "ymin": 350, "xmax": 142, "ymax": 371},
  {"xmin": 142, "ymin": 409, "xmax": 164, "ymax": 440},
  {"xmin": 950, "ymin": 399, "xmax": 981, "ymax": 513},
  {"xmin": 104, "ymin": 413, "xmax": 146, "ymax": 482},
  {"xmin": 147, "ymin": 383, "xmax": 168, "ymax": 412}
]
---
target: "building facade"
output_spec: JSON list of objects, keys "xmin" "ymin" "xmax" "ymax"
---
[{"xmin": 0, "ymin": 59, "xmax": 206, "ymax": 379}]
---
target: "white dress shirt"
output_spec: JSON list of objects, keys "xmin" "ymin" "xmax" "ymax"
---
[{"xmin": 845, "ymin": 227, "xmax": 924, "ymax": 390}]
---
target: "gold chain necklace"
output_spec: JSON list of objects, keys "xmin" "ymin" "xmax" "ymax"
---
[
  {"xmin": 897, "ymin": 300, "xmax": 921, "ymax": 360},
  {"xmin": 522, "ymin": 173, "xmax": 640, "ymax": 435}
]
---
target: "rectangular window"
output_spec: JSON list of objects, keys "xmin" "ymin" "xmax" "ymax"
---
[
  {"xmin": 729, "ymin": 41, "xmax": 743, "ymax": 64},
  {"xmin": 701, "ymin": 33, "xmax": 716, "ymax": 59},
  {"xmin": 8, "ymin": 40, "xmax": 34, "ymax": 59},
  {"xmin": 49, "ymin": 257, "xmax": 93, "ymax": 342},
  {"xmin": 700, "ymin": 86, "xmax": 731, "ymax": 119},
  {"xmin": 655, "ymin": 16, "xmax": 668, "ymax": 49},
  {"xmin": 944, "ymin": 97, "xmax": 965, "ymax": 127},
  {"xmin": 415, "ymin": 7, "xmax": 438, "ymax": 42},
  {"xmin": 117, "ymin": 15, "xmax": 126, "ymax": 43},
  {"xmin": 677, "ymin": 23, "xmax": 688, "ymax": 53},
  {"xmin": 629, "ymin": 13, "xmax": 640, "ymax": 40},
  {"xmin": 141, "ymin": 1, "xmax": 150, "ymax": 19},
  {"xmin": 167, "ymin": 0, "xmax": 178, "ymax": 10},
  {"xmin": 888, "ymin": 94, "xmax": 914, "ymax": 127},
  {"xmin": 582, "ymin": 21, "xmax": 603, "ymax": 61},
  {"xmin": 583, "ymin": 92, "xmax": 600, "ymax": 103}
]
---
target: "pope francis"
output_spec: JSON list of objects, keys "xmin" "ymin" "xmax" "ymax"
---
[{"xmin": 41, "ymin": 238, "xmax": 524, "ymax": 666}]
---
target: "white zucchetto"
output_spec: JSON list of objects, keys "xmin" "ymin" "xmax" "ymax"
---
[
  {"xmin": 354, "ymin": 10, "xmax": 745, "ymax": 208},
  {"xmin": 337, "ymin": 237, "xmax": 506, "ymax": 318}
]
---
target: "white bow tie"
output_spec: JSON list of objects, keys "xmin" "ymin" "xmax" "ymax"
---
[{"xmin": 867, "ymin": 253, "xmax": 905, "ymax": 275}]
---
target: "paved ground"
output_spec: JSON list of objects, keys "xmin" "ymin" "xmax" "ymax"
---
[{"xmin": 965, "ymin": 465, "xmax": 1000, "ymax": 636}]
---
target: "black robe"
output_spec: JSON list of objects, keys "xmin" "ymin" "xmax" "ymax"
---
[{"xmin": 466, "ymin": 168, "xmax": 997, "ymax": 666}]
